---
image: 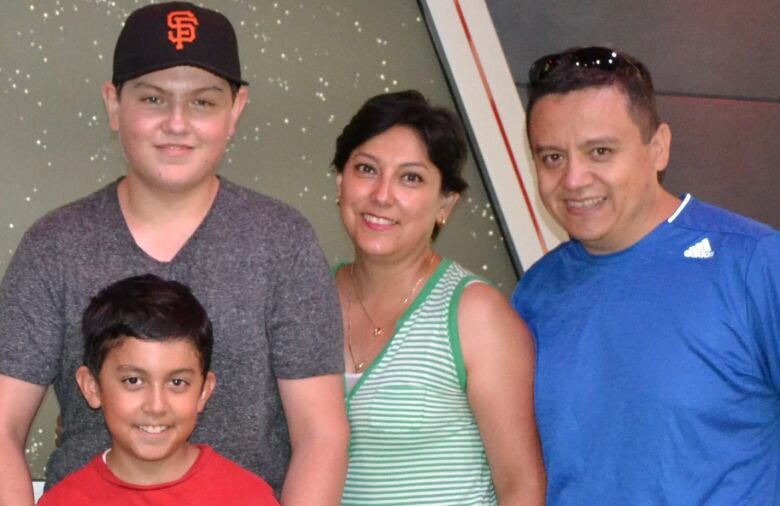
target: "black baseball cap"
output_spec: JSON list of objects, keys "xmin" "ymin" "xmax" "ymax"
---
[{"xmin": 112, "ymin": 2, "xmax": 248, "ymax": 86}]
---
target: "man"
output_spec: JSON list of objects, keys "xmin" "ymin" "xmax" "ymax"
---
[
  {"xmin": 513, "ymin": 46, "xmax": 779, "ymax": 504},
  {"xmin": 0, "ymin": 3, "xmax": 348, "ymax": 505}
]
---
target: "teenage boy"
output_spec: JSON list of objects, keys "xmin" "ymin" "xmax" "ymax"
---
[
  {"xmin": 0, "ymin": 3, "xmax": 348, "ymax": 505},
  {"xmin": 38, "ymin": 275, "xmax": 278, "ymax": 505},
  {"xmin": 512, "ymin": 46, "xmax": 780, "ymax": 504}
]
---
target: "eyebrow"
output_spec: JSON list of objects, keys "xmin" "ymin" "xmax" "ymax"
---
[
  {"xmin": 582, "ymin": 137, "xmax": 620, "ymax": 148},
  {"xmin": 116, "ymin": 365, "xmax": 146, "ymax": 374},
  {"xmin": 130, "ymin": 82, "xmax": 226, "ymax": 95},
  {"xmin": 353, "ymin": 152, "xmax": 431, "ymax": 170},
  {"xmin": 114, "ymin": 365, "xmax": 197, "ymax": 375},
  {"xmin": 533, "ymin": 144, "xmax": 560, "ymax": 155},
  {"xmin": 168, "ymin": 368, "xmax": 197, "ymax": 376},
  {"xmin": 533, "ymin": 137, "xmax": 621, "ymax": 155}
]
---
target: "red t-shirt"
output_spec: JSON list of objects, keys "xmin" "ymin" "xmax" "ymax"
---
[{"xmin": 38, "ymin": 444, "xmax": 279, "ymax": 505}]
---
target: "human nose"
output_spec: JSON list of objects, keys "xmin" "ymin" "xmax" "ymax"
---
[
  {"xmin": 561, "ymin": 155, "xmax": 593, "ymax": 190},
  {"xmin": 142, "ymin": 385, "xmax": 167, "ymax": 415},
  {"xmin": 161, "ymin": 103, "xmax": 188, "ymax": 135},
  {"xmin": 370, "ymin": 175, "xmax": 395, "ymax": 206}
]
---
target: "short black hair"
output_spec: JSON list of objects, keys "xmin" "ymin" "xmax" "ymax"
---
[
  {"xmin": 526, "ymin": 47, "xmax": 660, "ymax": 142},
  {"xmin": 332, "ymin": 90, "xmax": 469, "ymax": 195},
  {"xmin": 82, "ymin": 274, "xmax": 213, "ymax": 377}
]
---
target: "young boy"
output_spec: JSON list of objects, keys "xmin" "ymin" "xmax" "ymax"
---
[{"xmin": 38, "ymin": 274, "xmax": 279, "ymax": 505}]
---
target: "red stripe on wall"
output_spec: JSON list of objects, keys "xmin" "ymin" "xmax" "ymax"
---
[{"xmin": 452, "ymin": 0, "xmax": 548, "ymax": 253}]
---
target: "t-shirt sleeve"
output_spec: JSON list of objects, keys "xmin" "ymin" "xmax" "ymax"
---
[
  {"xmin": 266, "ymin": 220, "xmax": 344, "ymax": 379},
  {"xmin": 746, "ymin": 232, "xmax": 780, "ymax": 394},
  {"xmin": 35, "ymin": 484, "xmax": 64, "ymax": 506},
  {"xmin": 0, "ymin": 225, "xmax": 64, "ymax": 385},
  {"xmin": 511, "ymin": 270, "xmax": 538, "ymax": 325}
]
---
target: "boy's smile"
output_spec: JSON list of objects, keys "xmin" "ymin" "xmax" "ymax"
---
[{"xmin": 77, "ymin": 337, "xmax": 216, "ymax": 485}]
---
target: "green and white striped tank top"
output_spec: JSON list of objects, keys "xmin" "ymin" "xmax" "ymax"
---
[{"xmin": 343, "ymin": 259, "xmax": 497, "ymax": 505}]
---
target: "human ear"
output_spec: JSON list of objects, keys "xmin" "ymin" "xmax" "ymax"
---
[
  {"xmin": 196, "ymin": 371, "xmax": 217, "ymax": 413},
  {"xmin": 335, "ymin": 173, "xmax": 343, "ymax": 202},
  {"xmin": 101, "ymin": 81, "xmax": 121, "ymax": 132},
  {"xmin": 227, "ymin": 87, "xmax": 250, "ymax": 138},
  {"xmin": 437, "ymin": 191, "xmax": 461, "ymax": 226},
  {"xmin": 650, "ymin": 123, "xmax": 672, "ymax": 174},
  {"xmin": 75, "ymin": 366, "xmax": 103, "ymax": 410}
]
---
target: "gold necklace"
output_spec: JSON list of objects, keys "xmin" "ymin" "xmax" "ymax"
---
[
  {"xmin": 349, "ymin": 254, "xmax": 434, "ymax": 337},
  {"xmin": 346, "ymin": 254, "xmax": 436, "ymax": 372},
  {"xmin": 345, "ymin": 294, "xmax": 369, "ymax": 372}
]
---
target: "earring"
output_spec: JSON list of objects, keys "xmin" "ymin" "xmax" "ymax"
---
[{"xmin": 438, "ymin": 218, "xmax": 447, "ymax": 227}]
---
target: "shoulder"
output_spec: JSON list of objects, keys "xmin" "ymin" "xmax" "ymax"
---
[
  {"xmin": 508, "ymin": 241, "xmax": 577, "ymax": 323},
  {"xmin": 38, "ymin": 456, "xmax": 103, "ymax": 503},
  {"xmin": 4, "ymin": 184, "xmax": 118, "ymax": 281},
  {"xmin": 210, "ymin": 179, "xmax": 324, "ymax": 264},
  {"xmin": 673, "ymin": 196, "xmax": 777, "ymax": 243},
  {"xmin": 216, "ymin": 178, "xmax": 314, "ymax": 234},
  {"xmin": 199, "ymin": 446, "xmax": 276, "ymax": 496},
  {"xmin": 455, "ymin": 269, "xmax": 528, "ymax": 337},
  {"xmin": 511, "ymin": 240, "xmax": 573, "ymax": 294},
  {"xmin": 459, "ymin": 280, "xmax": 511, "ymax": 317},
  {"xmin": 456, "ymin": 270, "xmax": 533, "ymax": 373},
  {"xmin": 525, "ymin": 240, "xmax": 574, "ymax": 275},
  {"xmin": 437, "ymin": 260, "xmax": 523, "ymax": 324},
  {"xmin": 19, "ymin": 183, "xmax": 117, "ymax": 246},
  {"xmin": 671, "ymin": 196, "xmax": 779, "ymax": 269}
]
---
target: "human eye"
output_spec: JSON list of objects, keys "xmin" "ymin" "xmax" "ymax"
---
[
  {"xmin": 354, "ymin": 163, "xmax": 376, "ymax": 175},
  {"xmin": 538, "ymin": 152, "xmax": 565, "ymax": 169},
  {"xmin": 589, "ymin": 146, "xmax": 617, "ymax": 163},
  {"xmin": 121, "ymin": 376, "xmax": 143, "ymax": 389},
  {"xmin": 192, "ymin": 97, "xmax": 216, "ymax": 108},
  {"xmin": 401, "ymin": 172, "xmax": 424, "ymax": 185},
  {"xmin": 140, "ymin": 95, "xmax": 163, "ymax": 105},
  {"xmin": 170, "ymin": 378, "xmax": 191, "ymax": 391}
]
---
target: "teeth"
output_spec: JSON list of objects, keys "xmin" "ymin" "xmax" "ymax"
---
[
  {"xmin": 567, "ymin": 197, "xmax": 605, "ymax": 209},
  {"xmin": 363, "ymin": 214, "xmax": 395, "ymax": 225},
  {"xmin": 138, "ymin": 425, "xmax": 169, "ymax": 434}
]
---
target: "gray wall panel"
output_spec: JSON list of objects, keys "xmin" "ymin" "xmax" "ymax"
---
[
  {"xmin": 659, "ymin": 96, "xmax": 780, "ymax": 228},
  {"xmin": 489, "ymin": 0, "xmax": 780, "ymax": 100}
]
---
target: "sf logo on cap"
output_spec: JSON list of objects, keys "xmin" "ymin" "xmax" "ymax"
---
[{"xmin": 167, "ymin": 10, "xmax": 199, "ymax": 50}]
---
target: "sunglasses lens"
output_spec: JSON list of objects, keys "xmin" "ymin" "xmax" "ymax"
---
[
  {"xmin": 529, "ymin": 47, "xmax": 625, "ymax": 83},
  {"xmin": 528, "ymin": 56, "xmax": 557, "ymax": 83},
  {"xmin": 573, "ymin": 47, "xmax": 620, "ymax": 69}
]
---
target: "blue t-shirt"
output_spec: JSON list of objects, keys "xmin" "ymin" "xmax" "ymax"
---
[{"xmin": 513, "ymin": 195, "xmax": 780, "ymax": 505}]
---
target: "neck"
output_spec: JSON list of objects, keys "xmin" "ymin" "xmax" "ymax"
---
[
  {"xmin": 351, "ymin": 247, "xmax": 438, "ymax": 295},
  {"xmin": 118, "ymin": 175, "xmax": 220, "ymax": 224},
  {"xmin": 584, "ymin": 187, "xmax": 682, "ymax": 255},
  {"xmin": 117, "ymin": 176, "xmax": 219, "ymax": 262}
]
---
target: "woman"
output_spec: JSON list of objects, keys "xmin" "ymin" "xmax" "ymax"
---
[{"xmin": 332, "ymin": 90, "xmax": 545, "ymax": 505}]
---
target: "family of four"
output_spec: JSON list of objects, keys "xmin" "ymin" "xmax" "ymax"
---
[{"xmin": 0, "ymin": 2, "xmax": 776, "ymax": 505}]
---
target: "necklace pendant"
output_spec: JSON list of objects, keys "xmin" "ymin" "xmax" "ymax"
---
[{"xmin": 373, "ymin": 327, "xmax": 383, "ymax": 337}]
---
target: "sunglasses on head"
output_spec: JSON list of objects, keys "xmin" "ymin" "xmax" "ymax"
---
[{"xmin": 528, "ymin": 46, "xmax": 638, "ymax": 84}]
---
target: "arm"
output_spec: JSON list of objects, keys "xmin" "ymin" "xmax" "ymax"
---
[
  {"xmin": 459, "ymin": 283, "xmax": 546, "ymax": 505},
  {"xmin": 277, "ymin": 374, "xmax": 349, "ymax": 506},
  {"xmin": 0, "ymin": 374, "xmax": 47, "ymax": 506}
]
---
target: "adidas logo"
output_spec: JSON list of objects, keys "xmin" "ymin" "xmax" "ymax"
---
[{"xmin": 684, "ymin": 238, "xmax": 714, "ymax": 259}]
